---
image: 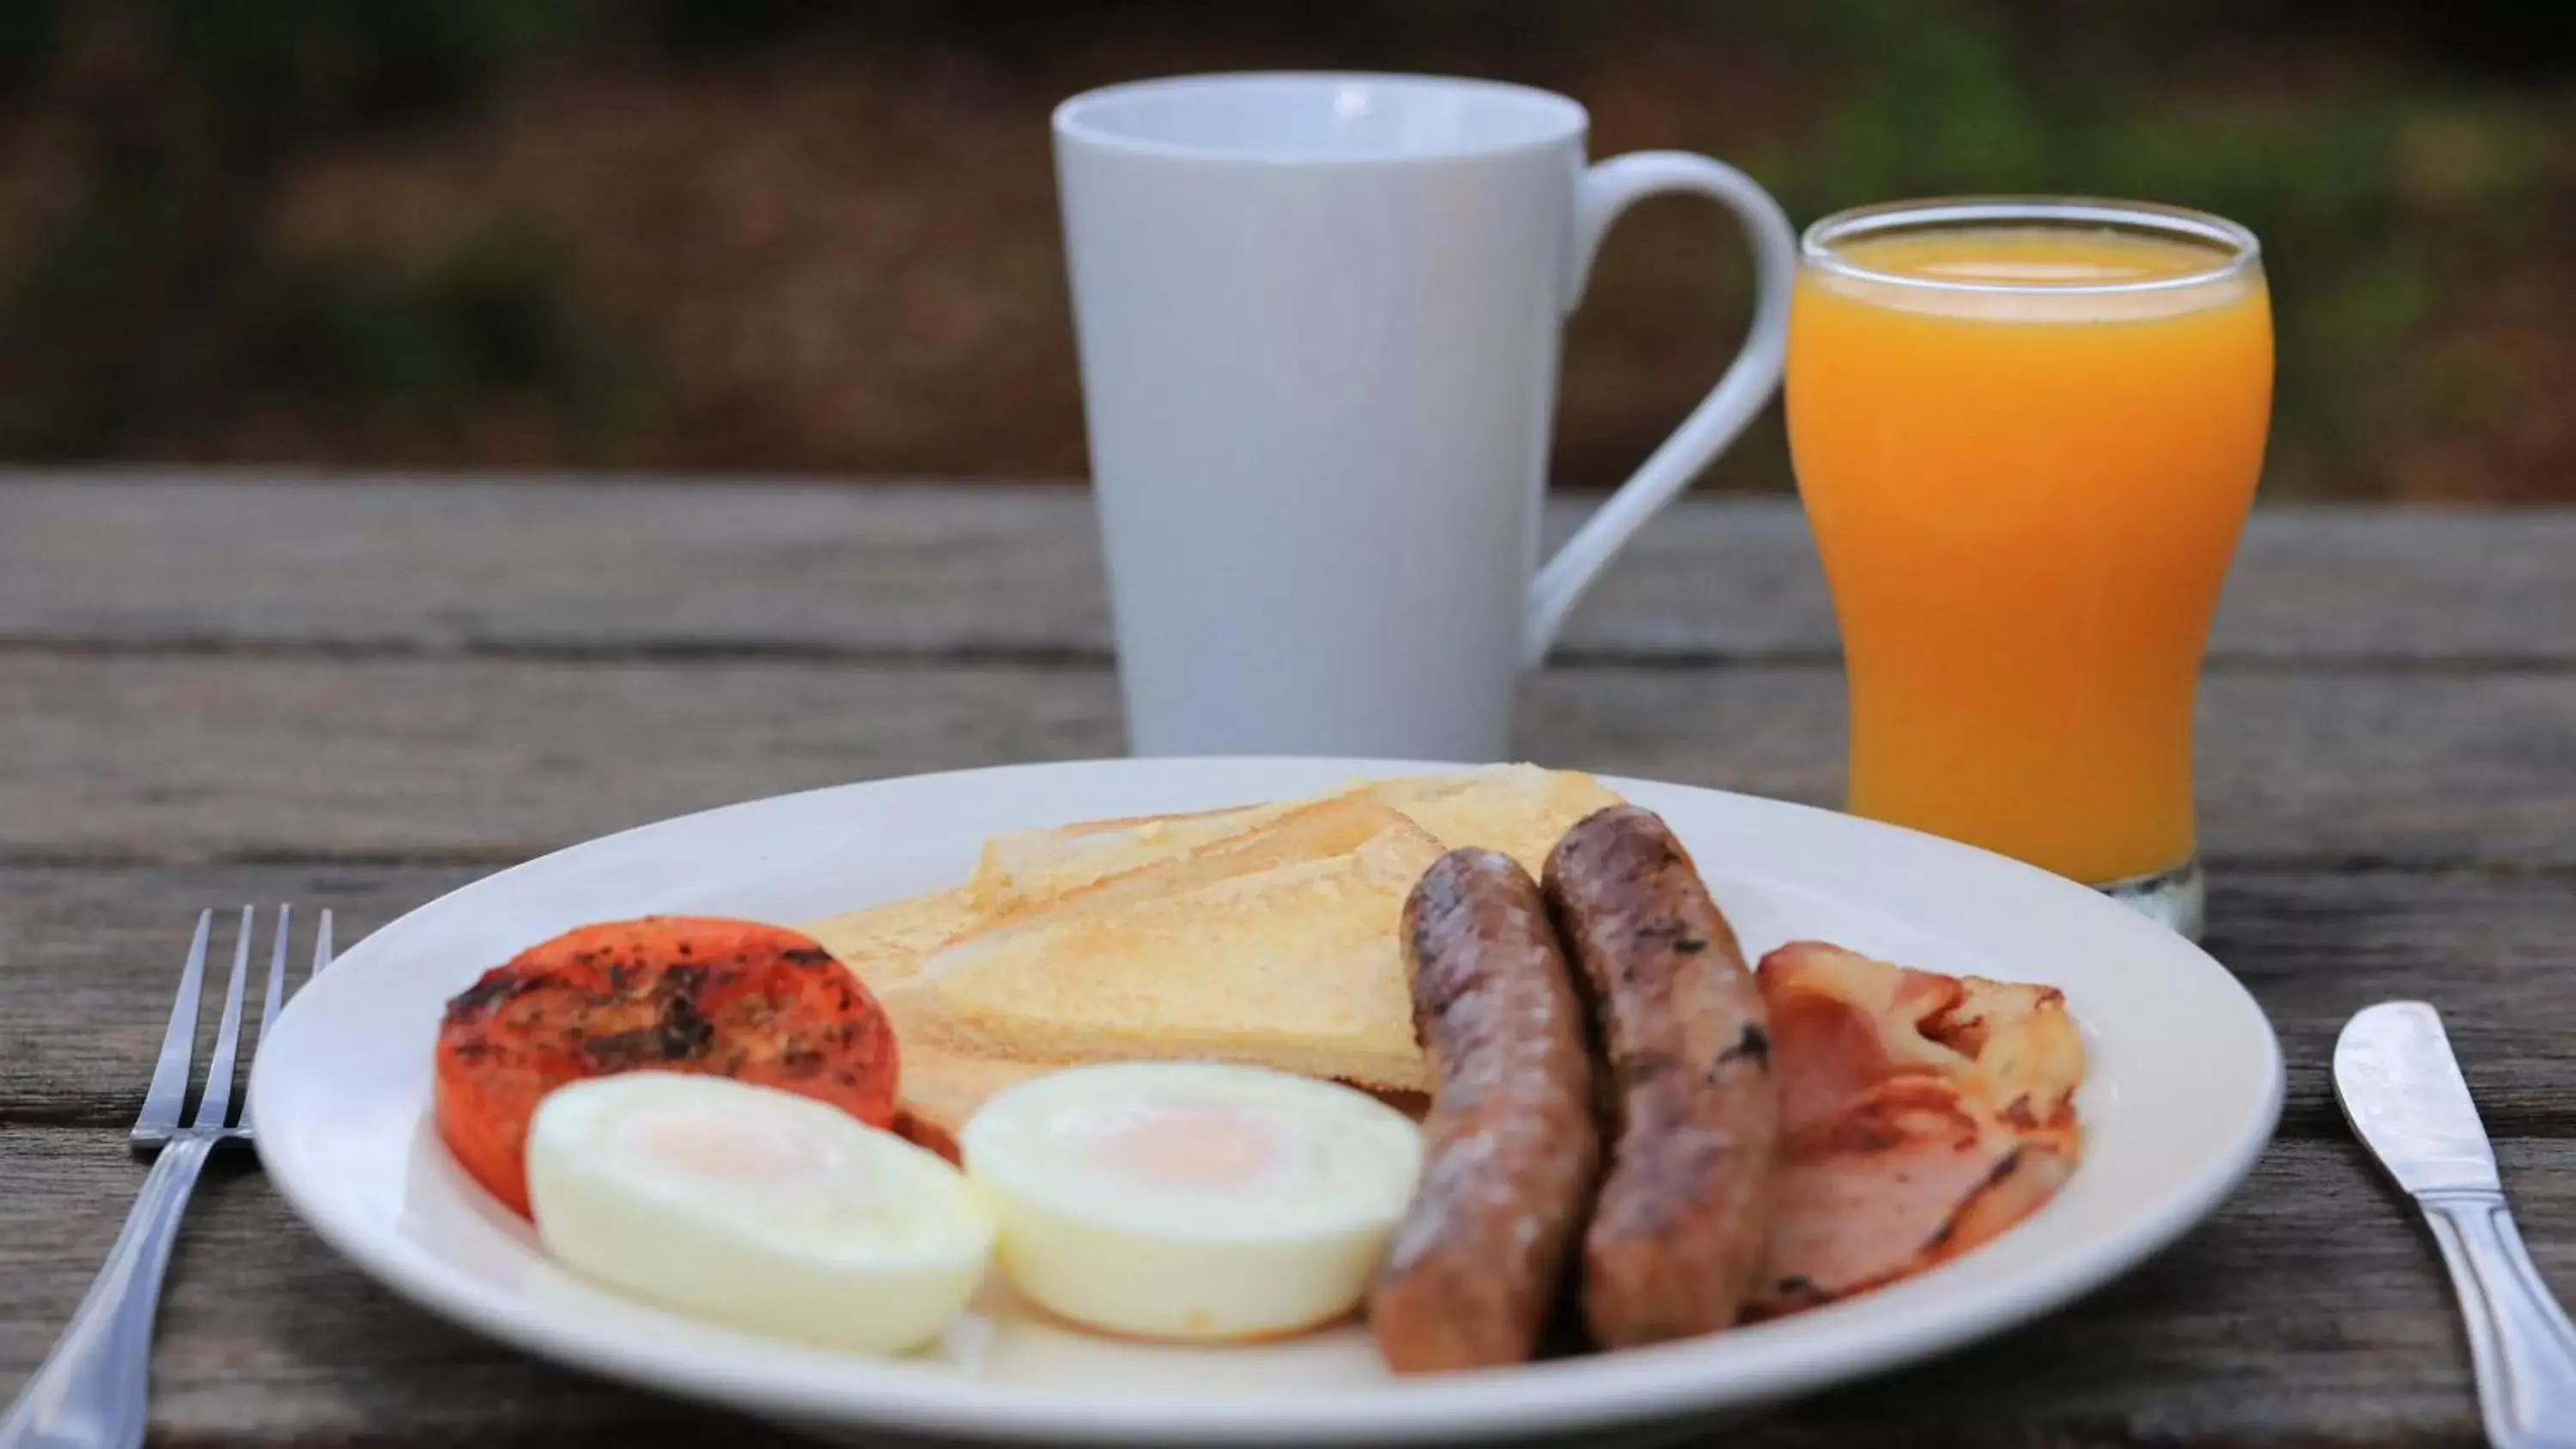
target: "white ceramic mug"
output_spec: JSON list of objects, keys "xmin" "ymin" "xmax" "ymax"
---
[{"xmin": 1054, "ymin": 72, "xmax": 1795, "ymax": 760}]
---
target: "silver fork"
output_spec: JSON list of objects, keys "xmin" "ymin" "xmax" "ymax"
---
[{"xmin": 0, "ymin": 906, "xmax": 334, "ymax": 1449}]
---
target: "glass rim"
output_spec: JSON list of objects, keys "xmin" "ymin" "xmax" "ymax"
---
[{"xmin": 1801, "ymin": 197, "xmax": 2262, "ymax": 297}]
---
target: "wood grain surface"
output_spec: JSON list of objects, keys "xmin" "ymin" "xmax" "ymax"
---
[
  {"xmin": 3, "ymin": 658, "xmax": 2570, "ymax": 866},
  {"xmin": 3, "ymin": 472, "xmax": 2569, "ymax": 1447},
  {"xmin": 5, "ymin": 472, "xmax": 2573, "ymax": 664}
]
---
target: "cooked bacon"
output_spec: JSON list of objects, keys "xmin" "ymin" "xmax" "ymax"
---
[{"xmin": 1747, "ymin": 941, "xmax": 2081, "ymax": 1318}]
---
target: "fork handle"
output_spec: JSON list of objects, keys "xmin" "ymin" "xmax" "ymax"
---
[
  {"xmin": 0, "ymin": 1137, "xmax": 214, "ymax": 1449},
  {"xmin": 2421, "ymin": 1189, "xmax": 2576, "ymax": 1449}
]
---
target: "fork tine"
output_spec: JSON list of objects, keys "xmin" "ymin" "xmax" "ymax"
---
[
  {"xmin": 236, "ymin": 904, "xmax": 295, "ymax": 1137},
  {"xmin": 134, "ymin": 911, "xmax": 214, "ymax": 1142},
  {"xmin": 312, "ymin": 908, "xmax": 334, "ymax": 981},
  {"xmin": 191, "ymin": 907, "xmax": 255, "ymax": 1130},
  {"xmin": 257, "ymin": 903, "xmax": 293, "ymax": 1040}
]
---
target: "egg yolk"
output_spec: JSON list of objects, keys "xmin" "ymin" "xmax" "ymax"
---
[
  {"xmin": 1074, "ymin": 1097, "xmax": 1289, "ymax": 1190},
  {"xmin": 623, "ymin": 1106, "xmax": 840, "ymax": 1186}
]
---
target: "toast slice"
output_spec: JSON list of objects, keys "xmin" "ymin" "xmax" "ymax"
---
[
  {"xmin": 809, "ymin": 766, "xmax": 1623, "ymax": 1130},
  {"xmin": 1747, "ymin": 941, "xmax": 2084, "ymax": 1319},
  {"xmin": 804, "ymin": 883, "xmax": 984, "ymax": 991},
  {"xmin": 802, "ymin": 885, "xmax": 1033, "ymax": 1130},
  {"xmin": 803, "ymin": 826, "xmax": 1350, "ymax": 1131},
  {"xmin": 883, "ymin": 795, "xmax": 1445, "ymax": 1094},
  {"xmin": 1355, "ymin": 763, "xmax": 1623, "ymax": 878},
  {"xmin": 964, "ymin": 764, "xmax": 1622, "ymax": 914},
  {"xmin": 966, "ymin": 801, "xmax": 1297, "ymax": 913},
  {"xmin": 891, "ymin": 1037, "xmax": 1060, "ymax": 1133}
]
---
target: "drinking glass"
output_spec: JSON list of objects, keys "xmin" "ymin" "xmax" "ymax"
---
[{"xmin": 1785, "ymin": 197, "xmax": 2273, "ymax": 940}]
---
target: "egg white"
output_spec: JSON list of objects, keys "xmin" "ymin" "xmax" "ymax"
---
[
  {"xmin": 960, "ymin": 1061, "xmax": 1422, "ymax": 1342},
  {"xmin": 526, "ymin": 1071, "xmax": 993, "ymax": 1354}
]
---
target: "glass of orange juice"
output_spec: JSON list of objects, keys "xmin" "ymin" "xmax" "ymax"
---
[{"xmin": 1786, "ymin": 198, "xmax": 2273, "ymax": 940}]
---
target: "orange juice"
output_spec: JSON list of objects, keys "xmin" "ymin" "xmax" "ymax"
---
[{"xmin": 1787, "ymin": 216, "xmax": 2272, "ymax": 887}]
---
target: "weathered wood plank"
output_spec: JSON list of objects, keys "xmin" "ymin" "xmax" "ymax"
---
[
  {"xmin": 0, "ymin": 864, "xmax": 476, "ymax": 1125},
  {"xmin": 0, "ymin": 1131, "xmax": 749, "ymax": 1449},
  {"xmin": 0, "ymin": 1126, "xmax": 2539, "ymax": 1446},
  {"xmin": 4, "ymin": 472, "xmax": 2570, "ymax": 664},
  {"xmin": 5, "ymin": 865, "xmax": 2569, "ymax": 1137},
  {"xmin": 1521, "ymin": 668, "xmax": 2576, "ymax": 872},
  {"xmin": 3, "ymin": 654, "xmax": 2568, "ymax": 866},
  {"xmin": 2206, "ymin": 870, "xmax": 2576, "ymax": 1139}
]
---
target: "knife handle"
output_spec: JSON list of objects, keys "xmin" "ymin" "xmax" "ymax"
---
[{"xmin": 2421, "ymin": 1190, "xmax": 2576, "ymax": 1449}]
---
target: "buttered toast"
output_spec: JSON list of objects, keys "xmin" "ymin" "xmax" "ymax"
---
[
  {"xmin": 963, "ymin": 762, "xmax": 1620, "ymax": 912},
  {"xmin": 967, "ymin": 801, "xmax": 1300, "ymax": 913},
  {"xmin": 1358, "ymin": 765, "xmax": 1622, "ymax": 878},
  {"xmin": 805, "ymin": 884, "xmax": 980, "ymax": 990},
  {"xmin": 801, "ymin": 764, "xmax": 1626, "ymax": 1130},
  {"xmin": 884, "ymin": 797, "xmax": 1445, "ymax": 1093}
]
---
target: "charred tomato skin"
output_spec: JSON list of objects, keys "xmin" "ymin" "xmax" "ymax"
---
[{"xmin": 433, "ymin": 916, "xmax": 899, "ymax": 1216}]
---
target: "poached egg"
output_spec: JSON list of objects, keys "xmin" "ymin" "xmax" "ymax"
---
[
  {"xmin": 526, "ymin": 1071, "xmax": 993, "ymax": 1353},
  {"xmin": 960, "ymin": 1061, "xmax": 1422, "ymax": 1341}
]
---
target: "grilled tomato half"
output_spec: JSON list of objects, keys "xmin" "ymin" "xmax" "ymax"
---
[{"xmin": 434, "ymin": 916, "xmax": 900, "ymax": 1216}]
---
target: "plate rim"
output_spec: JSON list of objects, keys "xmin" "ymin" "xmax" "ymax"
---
[{"xmin": 251, "ymin": 755, "xmax": 2284, "ymax": 1445}]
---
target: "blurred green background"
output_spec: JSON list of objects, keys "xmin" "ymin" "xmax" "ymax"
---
[{"xmin": 1, "ymin": 0, "xmax": 2567, "ymax": 499}]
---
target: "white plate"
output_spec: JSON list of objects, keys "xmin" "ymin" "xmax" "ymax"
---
[{"xmin": 250, "ymin": 757, "xmax": 2281, "ymax": 1446}]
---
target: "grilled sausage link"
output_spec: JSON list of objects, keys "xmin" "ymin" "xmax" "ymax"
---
[
  {"xmin": 1370, "ymin": 848, "xmax": 1601, "ymax": 1373},
  {"xmin": 1543, "ymin": 804, "xmax": 1776, "ymax": 1347}
]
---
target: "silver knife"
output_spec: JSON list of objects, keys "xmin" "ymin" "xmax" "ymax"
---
[{"xmin": 2337, "ymin": 1001, "xmax": 2576, "ymax": 1449}]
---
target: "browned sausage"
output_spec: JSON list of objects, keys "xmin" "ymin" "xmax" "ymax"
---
[
  {"xmin": 1370, "ymin": 848, "xmax": 1601, "ymax": 1373},
  {"xmin": 1542, "ymin": 804, "xmax": 1776, "ymax": 1347}
]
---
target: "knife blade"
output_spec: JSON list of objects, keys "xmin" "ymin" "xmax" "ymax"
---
[
  {"xmin": 2336, "ymin": 1001, "xmax": 2576, "ymax": 1449},
  {"xmin": 2335, "ymin": 999, "xmax": 2501, "ymax": 1197}
]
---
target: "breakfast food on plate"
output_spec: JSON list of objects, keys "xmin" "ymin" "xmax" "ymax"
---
[
  {"xmin": 881, "ymin": 796, "xmax": 1449, "ymax": 1101},
  {"xmin": 527, "ymin": 1072, "xmax": 992, "ymax": 1353},
  {"xmin": 963, "ymin": 764, "xmax": 1625, "ymax": 916},
  {"xmin": 1542, "ymin": 805, "xmax": 1778, "ymax": 1349},
  {"xmin": 819, "ymin": 885, "xmax": 982, "ymax": 990},
  {"xmin": 425, "ymin": 766, "xmax": 2093, "ymax": 1367},
  {"xmin": 434, "ymin": 917, "xmax": 900, "ymax": 1216},
  {"xmin": 885, "ymin": 1040, "xmax": 1054, "ymax": 1149},
  {"xmin": 1747, "ymin": 941, "xmax": 2084, "ymax": 1318},
  {"xmin": 805, "ymin": 764, "xmax": 1628, "ymax": 1133},
  {"xmin": 961, "ymin": 1062, "xmax": 1422, "ymax": 1341},
  {"xmin": 968, "ymin": 802, "xmax": 1299, "ymax": 913},
  {"xmin": 1370, "ymin": 849, "xmax": 1601, "ymax": 1373},
  {"xmin": 1362, "ymin": 767, "xmax": 1627, "ymax": 880}
]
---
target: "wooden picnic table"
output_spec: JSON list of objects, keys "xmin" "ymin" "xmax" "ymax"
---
[{"xmin": 2, "ymin": 469, "xmax": 2571, "ymax": 1447}]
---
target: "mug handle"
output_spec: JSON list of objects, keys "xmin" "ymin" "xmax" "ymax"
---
[{"xmin": 1522, "ymin": 152, "xmax": 1799, "ymax": 668}]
